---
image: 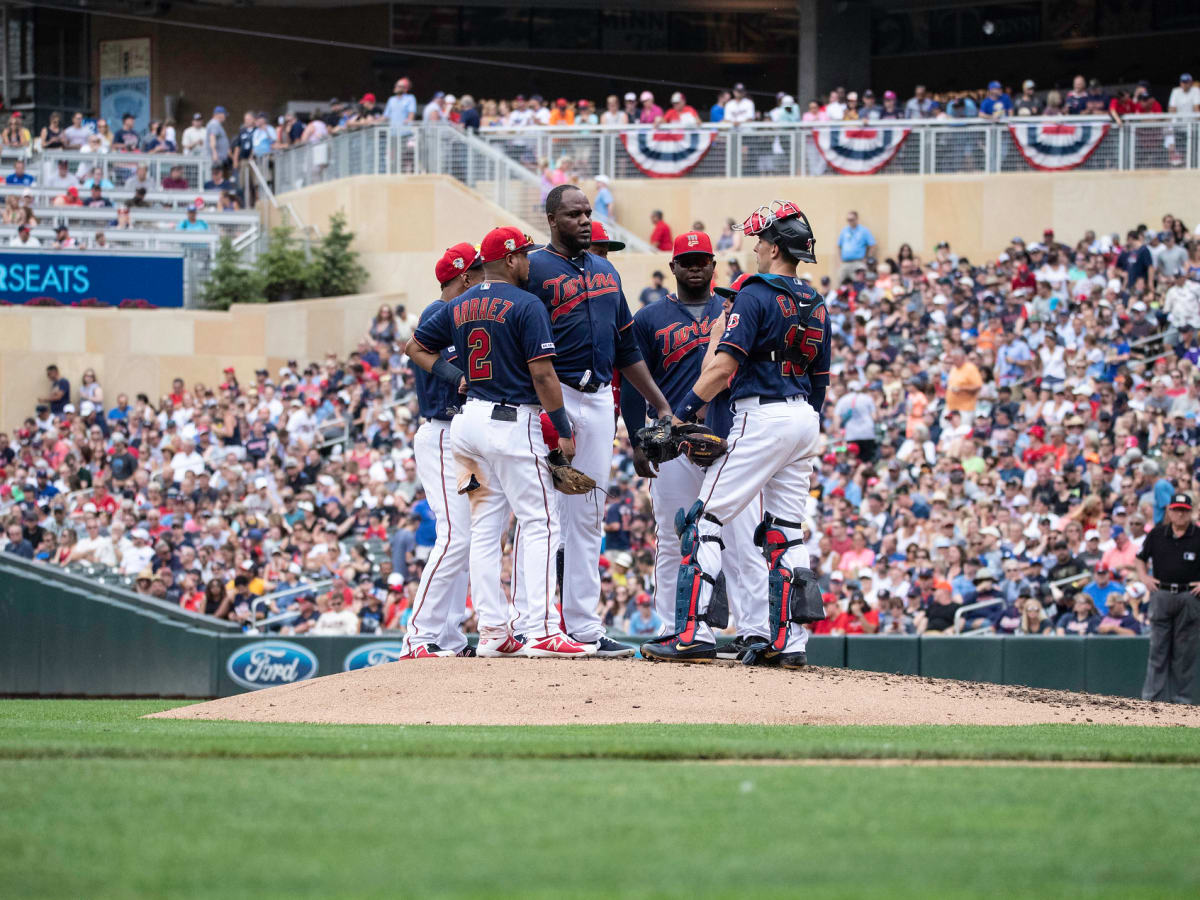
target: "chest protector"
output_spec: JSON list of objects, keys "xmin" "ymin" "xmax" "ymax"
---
[{"xmin": 740, "ymin": 273, "xmax": 827, "ymax": 376}]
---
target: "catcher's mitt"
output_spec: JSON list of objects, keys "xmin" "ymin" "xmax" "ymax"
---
[
  {"xmin": 635, "ymin": 417, "xmax": 728, "ymax": 467},
  {"xmin": 546, "ymin": 448, "xmax": 596, "ymax": 495}
]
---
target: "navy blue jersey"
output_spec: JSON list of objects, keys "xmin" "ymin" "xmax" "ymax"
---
[
  {"xmin": 527, "ymin": 246, "xmax": 641, "ymax": 387},
  {"xmin": 620, "ymin": 292, "xmax": 727, "ymax": 436},
  {"xmin": 718, "ymin": 275, "xmax": 831, "ymax": 411},
  {"xmin": 412, "ymin": 281, "xmax": 556, "ymax": 406},
  {"xmin": 413, "ymin": 299, "xmax": 463, "ymax": 420}
]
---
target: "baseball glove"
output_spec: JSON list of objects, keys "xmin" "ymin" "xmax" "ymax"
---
[
  {"xmin": 546, "ymin": 449, "xmax": 596, "ymax": 495},
  {"xmin": 635, "ymin": 417, "xmax": 728, "ymax": 467}
]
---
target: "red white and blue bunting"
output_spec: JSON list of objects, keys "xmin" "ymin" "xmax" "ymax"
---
[
  {"xmin": 813, "ymin": 126, "xmax": 911, "ymax": 175},
  {"xmin": 621, "ymin": 130, "xmax": 716, "ymax": 178},
  {"xmin": 1007, "ymin": 121, "xmax": 1110, "ymax": 171}
]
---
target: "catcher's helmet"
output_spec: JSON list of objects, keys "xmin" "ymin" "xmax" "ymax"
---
[{"xmin": 735, "ymin": 200, "xmax": 817, "ymax": 264}]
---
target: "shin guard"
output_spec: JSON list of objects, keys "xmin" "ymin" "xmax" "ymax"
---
[
  {"xmin": 754, "ymin": 511, "xmax": 810, "ymax": 651},
  {"xmin": 673, "ymin": 501, "xmax": 724, "ymax": 641}
]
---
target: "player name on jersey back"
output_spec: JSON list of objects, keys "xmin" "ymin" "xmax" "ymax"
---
[{"xmin": 452, "ymin": 295, "xmax": 514, "ymax": 328}]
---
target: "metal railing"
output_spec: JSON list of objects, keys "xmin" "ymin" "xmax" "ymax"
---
[
  {"xmin": 0, "ymin": 185, "xmax": 227, "ymax": 209},
  {"xmin": 3, "ymin": 205, "xmax": 258, "ymax": 240},
  {"xmin": 953, "ymin": 597, "xmax": 1005, "ymax": 634},
  {"xmin": 266, "ymin": 117, "xmax": 1199, "ymax": 195},
  {"xmin": 473, "ymin": 114, "xmax": 1198, "ymax": 178},
  {"xmin": 37, "ymin": 150, "xmax": 216, "ymax": 191},
  {"xmin": 248, "ymin": 578, "xmax": 337, "ymax": 633}
]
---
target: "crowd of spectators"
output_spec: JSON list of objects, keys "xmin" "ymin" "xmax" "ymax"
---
[
  {"xmin": 4, "ymin": 206, "xmax": 1200, "ymax": 640},
  {"xmin": 7, "ymin": 69, "xmax": 1193, "ymax": 166}
]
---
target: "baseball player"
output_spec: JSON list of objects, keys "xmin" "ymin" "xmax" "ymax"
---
[
  {"xmin": 642, "ymin": 201, "xmax": 830, "ymax": 667},
  {"xmin": 407, "ymin": 225, "xmax": 595, "ymax": 658},
  {"xmin": 588, "ymin": 220, "xmax": 625, "ymax": 259},
  {"xmin": 527, "ymin": 184, "xmax": 672, "ymax": 656},
  {"xmin": 399, "ymin": 243, "xmax": 484, "ymax": 659},
  {"xmin": 620, "ymin": 232, "xmax": 770, "ymax": 660}
]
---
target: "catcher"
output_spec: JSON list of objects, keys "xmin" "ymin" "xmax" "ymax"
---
[{"xmin": 620, "ymin": 231, "xmax": 772, "ymax": 660}]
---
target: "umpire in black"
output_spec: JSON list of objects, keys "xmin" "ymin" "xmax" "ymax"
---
[{"xmin": 1133, "ymin": 492, "xmax": 1200, "ymax": 703}]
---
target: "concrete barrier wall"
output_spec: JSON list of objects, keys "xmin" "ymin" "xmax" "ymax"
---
[
  {"xmin": 580, "ymin": 169, "xmax": 1200, "ymax": 279},
  {"xmin": 0, "ymin": 291, "xmax": 399, "ymax": 434},
  {"xmin": 271, "ymin": 174, "xmax": 679, "ymax": 307},
  {"xmin": 4, "ymin": 558, "xmax": 1195, "ymax": 700}
]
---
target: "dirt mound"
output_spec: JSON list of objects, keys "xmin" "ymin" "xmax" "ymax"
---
[{"xmin": 150, "ymin": 660, "xmax": 1200, "ymax": 727}]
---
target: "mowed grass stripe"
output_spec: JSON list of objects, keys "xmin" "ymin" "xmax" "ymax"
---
[
  {"xmin": 4, "ymin": 757, "xmax": 1200, "ymax": 898},
  {"xmin": 2, "ymin": 700, "xmax": 1200, "ymax": 763}
]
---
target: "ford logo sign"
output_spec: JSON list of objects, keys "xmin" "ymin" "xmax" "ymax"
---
[
  {"xmin": 226, "ymin": 641, "xmax": 318, "ymax": 691},
  {"xmin": 343, "ymin": 642, "xmax": 407, "ymax": 671}
]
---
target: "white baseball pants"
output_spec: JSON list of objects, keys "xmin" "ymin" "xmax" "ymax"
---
[
  {"xmin": 692, "ymin": 396, "xmax": 821, "ymax": 651},
  {"xmin": 401, "ymin": 420, "xmax": 471, "ymax": 655},
  {"xmin": 649, "ymin": 453, "xmax": 769, "ymax": 639},
  {"xmin": 451, "ymin": 400, "xmax": 563, "ymax": 641},
  {"xmin": 556, "ymin": 385, "xmax": 615, "ymax": 643}
]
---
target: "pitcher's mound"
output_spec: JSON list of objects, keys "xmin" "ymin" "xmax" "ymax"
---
[{"xmin": 150, "ymin": 660, "xmax": 1200, "ymax": 727}]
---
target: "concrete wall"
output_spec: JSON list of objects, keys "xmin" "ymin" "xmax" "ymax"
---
[
  {"xmin": 598, "ymin": 169, "xmax": 1200, "ymax": 278},
  {"xmin": 273, "ymin": 174, "xmax": 682, "ymax": 308},
  {"xmin": 0, "ymin": 292, "xmax": 395, "ymax": 434}
]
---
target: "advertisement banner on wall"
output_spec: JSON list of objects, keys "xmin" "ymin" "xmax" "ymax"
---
[
  {"xmin": 100, "ymin": 76, "xmax": 151, "ymax": 135},
  {"xmin": 0, "ymin": 249, "xmax": 184, "ymax": 308}
]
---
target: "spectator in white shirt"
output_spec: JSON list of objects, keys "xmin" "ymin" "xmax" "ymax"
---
[
  {"xmin": 120, "ymin": 529, "xmax": 156, "ymax": 575},
  {"xmin": 170, "ymin": 437, "xmax": 205, "ymax": 483},
  {"xmin": 825, "ymin": 87, "xmax": 847, "ymax": 120},
  {"xmin": 723, "ymin": 83, "xmax": 756, "ymax": 124},
  {"xmin": 69, "ymin": 517, "xmax": 118, "ymax": 568},
  {"xmin": 8, "ymin": 224, "xmax": 39, "ymax": 247},
  {"xmin": 181, "ymin": 112, "xmax": 207, "ymax": 155},
  {"xmin": 1168, "ymin": 73, "xmax": 1200, "ymax": 115},
  {"xmin": 1164, "ymin": 272, "xmax": 1200, "ymax": 330},
  {"xmin": 43, "ymin": 159, "xmax": 79, "ymax": 191},
  {"xmin": 312, "ymin": 593, "xmax": 359, "ymax": 634}
]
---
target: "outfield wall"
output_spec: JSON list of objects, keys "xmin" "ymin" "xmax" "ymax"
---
[{"xmin": 2, "ymin": 555, "xmax": 1192, "ymax": 700}]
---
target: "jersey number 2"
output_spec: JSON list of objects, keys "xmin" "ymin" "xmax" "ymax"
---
[{"xmin": 467, "ymin": 327, "xmax": 492, "ymax": 380}]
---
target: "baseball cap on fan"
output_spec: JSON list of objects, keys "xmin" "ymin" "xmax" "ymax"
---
[
  {"xmin": 671, "ymin": 231, "xmax": 714, "ymax": 260},
  {"xmin": 590, "ymin": 221, "xmax": 625, "ymax": 251},
  {"xmin": 434, "ymin": 241, "xmax": 481, "ymax": 285},
  {"xmin": 479, "ymin": 226, "xmax": 535, "ymax": 263},
  {"xmin": 1168, "ymin": 493, "xmax": 1193, "ymax": 510}
]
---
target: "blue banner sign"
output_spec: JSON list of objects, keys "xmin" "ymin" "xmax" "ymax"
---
[
  {"xmin": 343, "ymin": 642, "xmax": 407, "ymax": 671},
  {"xmin": 226, "ymin": 641, "xmax": 319, "ymax": 691},
  {"xmin": 0, "ymin": 249, "xmax": 184, "ymax": 308}
]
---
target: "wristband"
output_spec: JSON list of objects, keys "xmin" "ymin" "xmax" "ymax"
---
[
  {"xmin": 431, "ymin": 357, "xmax": 465, "ymax": 387},
  {"xmin": 676, "ymin": 390, "xmax": 704, "ymax": 423},
  {"xmin": 546, "ymin": 406, "xmax": 573, "ymax": 441}
]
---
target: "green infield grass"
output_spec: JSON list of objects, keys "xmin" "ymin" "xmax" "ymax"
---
[{"xmin": 3, "ymin": 700, "xmax": 1200, "ymax": 898}]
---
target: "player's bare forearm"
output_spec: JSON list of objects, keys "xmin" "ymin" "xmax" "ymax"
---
[
  {"xmin": 529, "ymin": 358, "xmax": 567, "ymax": 420},
  {"xmin": 405, "ymin": 339, "xmax": 439, "ymax": 374},
  {"xmin": 701, "ymin": 312, "xmax": 725, "ymax": 371},
  {"xmin": 619, "ymin": 361, "xmax": 671, "ymax": 417},
  {"xmin": 673, "ymin": 352, "xmax": 738, "ymax": 425}
]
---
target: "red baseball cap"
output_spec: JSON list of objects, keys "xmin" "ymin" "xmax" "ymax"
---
[
  {"xmin": 672, "ymin": 231, "xmax": 714, "ymax": 260},
  {"xmin": 590, "ymin": 221, "xmax": 625, "ymax": 251},
  {"xmin": 715, "ymin": 272, "xmax": 751, "ymax": 299},
  {"xmin": 479, "ymin": 226, "xmax": 535, "ymax": 264},
  {"xmin": 434, "ymin": 242, "xmax": 480, "ymax": 285}
]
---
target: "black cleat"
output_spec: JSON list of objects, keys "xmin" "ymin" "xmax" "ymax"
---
[{"xmin": 641, "ymin": 636, "xmax": 718, "ymax": 662}]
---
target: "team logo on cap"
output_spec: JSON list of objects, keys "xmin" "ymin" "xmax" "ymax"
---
[
  {"xmin": 687, "ymin": 233, "xmax": 699, "ymax": 247},
  {"xmin": 504, "ymin": 238, "xmax": 516, "ymax": 251},
  {"xmin": 453, "ymin": 256, "xmax": 465, "ymax": 270}
]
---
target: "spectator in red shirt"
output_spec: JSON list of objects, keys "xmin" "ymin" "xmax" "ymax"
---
[
  {"xmin": 662, "ymin": 92, "xmax": 700, "ymax": 126},
  {"xmin": 829, "ymin": 593, "xmax": 880, "ymax": 635},
  {"xmin": 649, "ymin": 209, "xmax": 672, "ymax": 251},
  {"xmin": 809, "ymin": 594, "xmax": 844, "ymax": 635}
]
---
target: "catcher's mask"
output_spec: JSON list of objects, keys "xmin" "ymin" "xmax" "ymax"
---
[{"xmin": 735, "ymin": 200, "xmax": 817, "ymax": 264}]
